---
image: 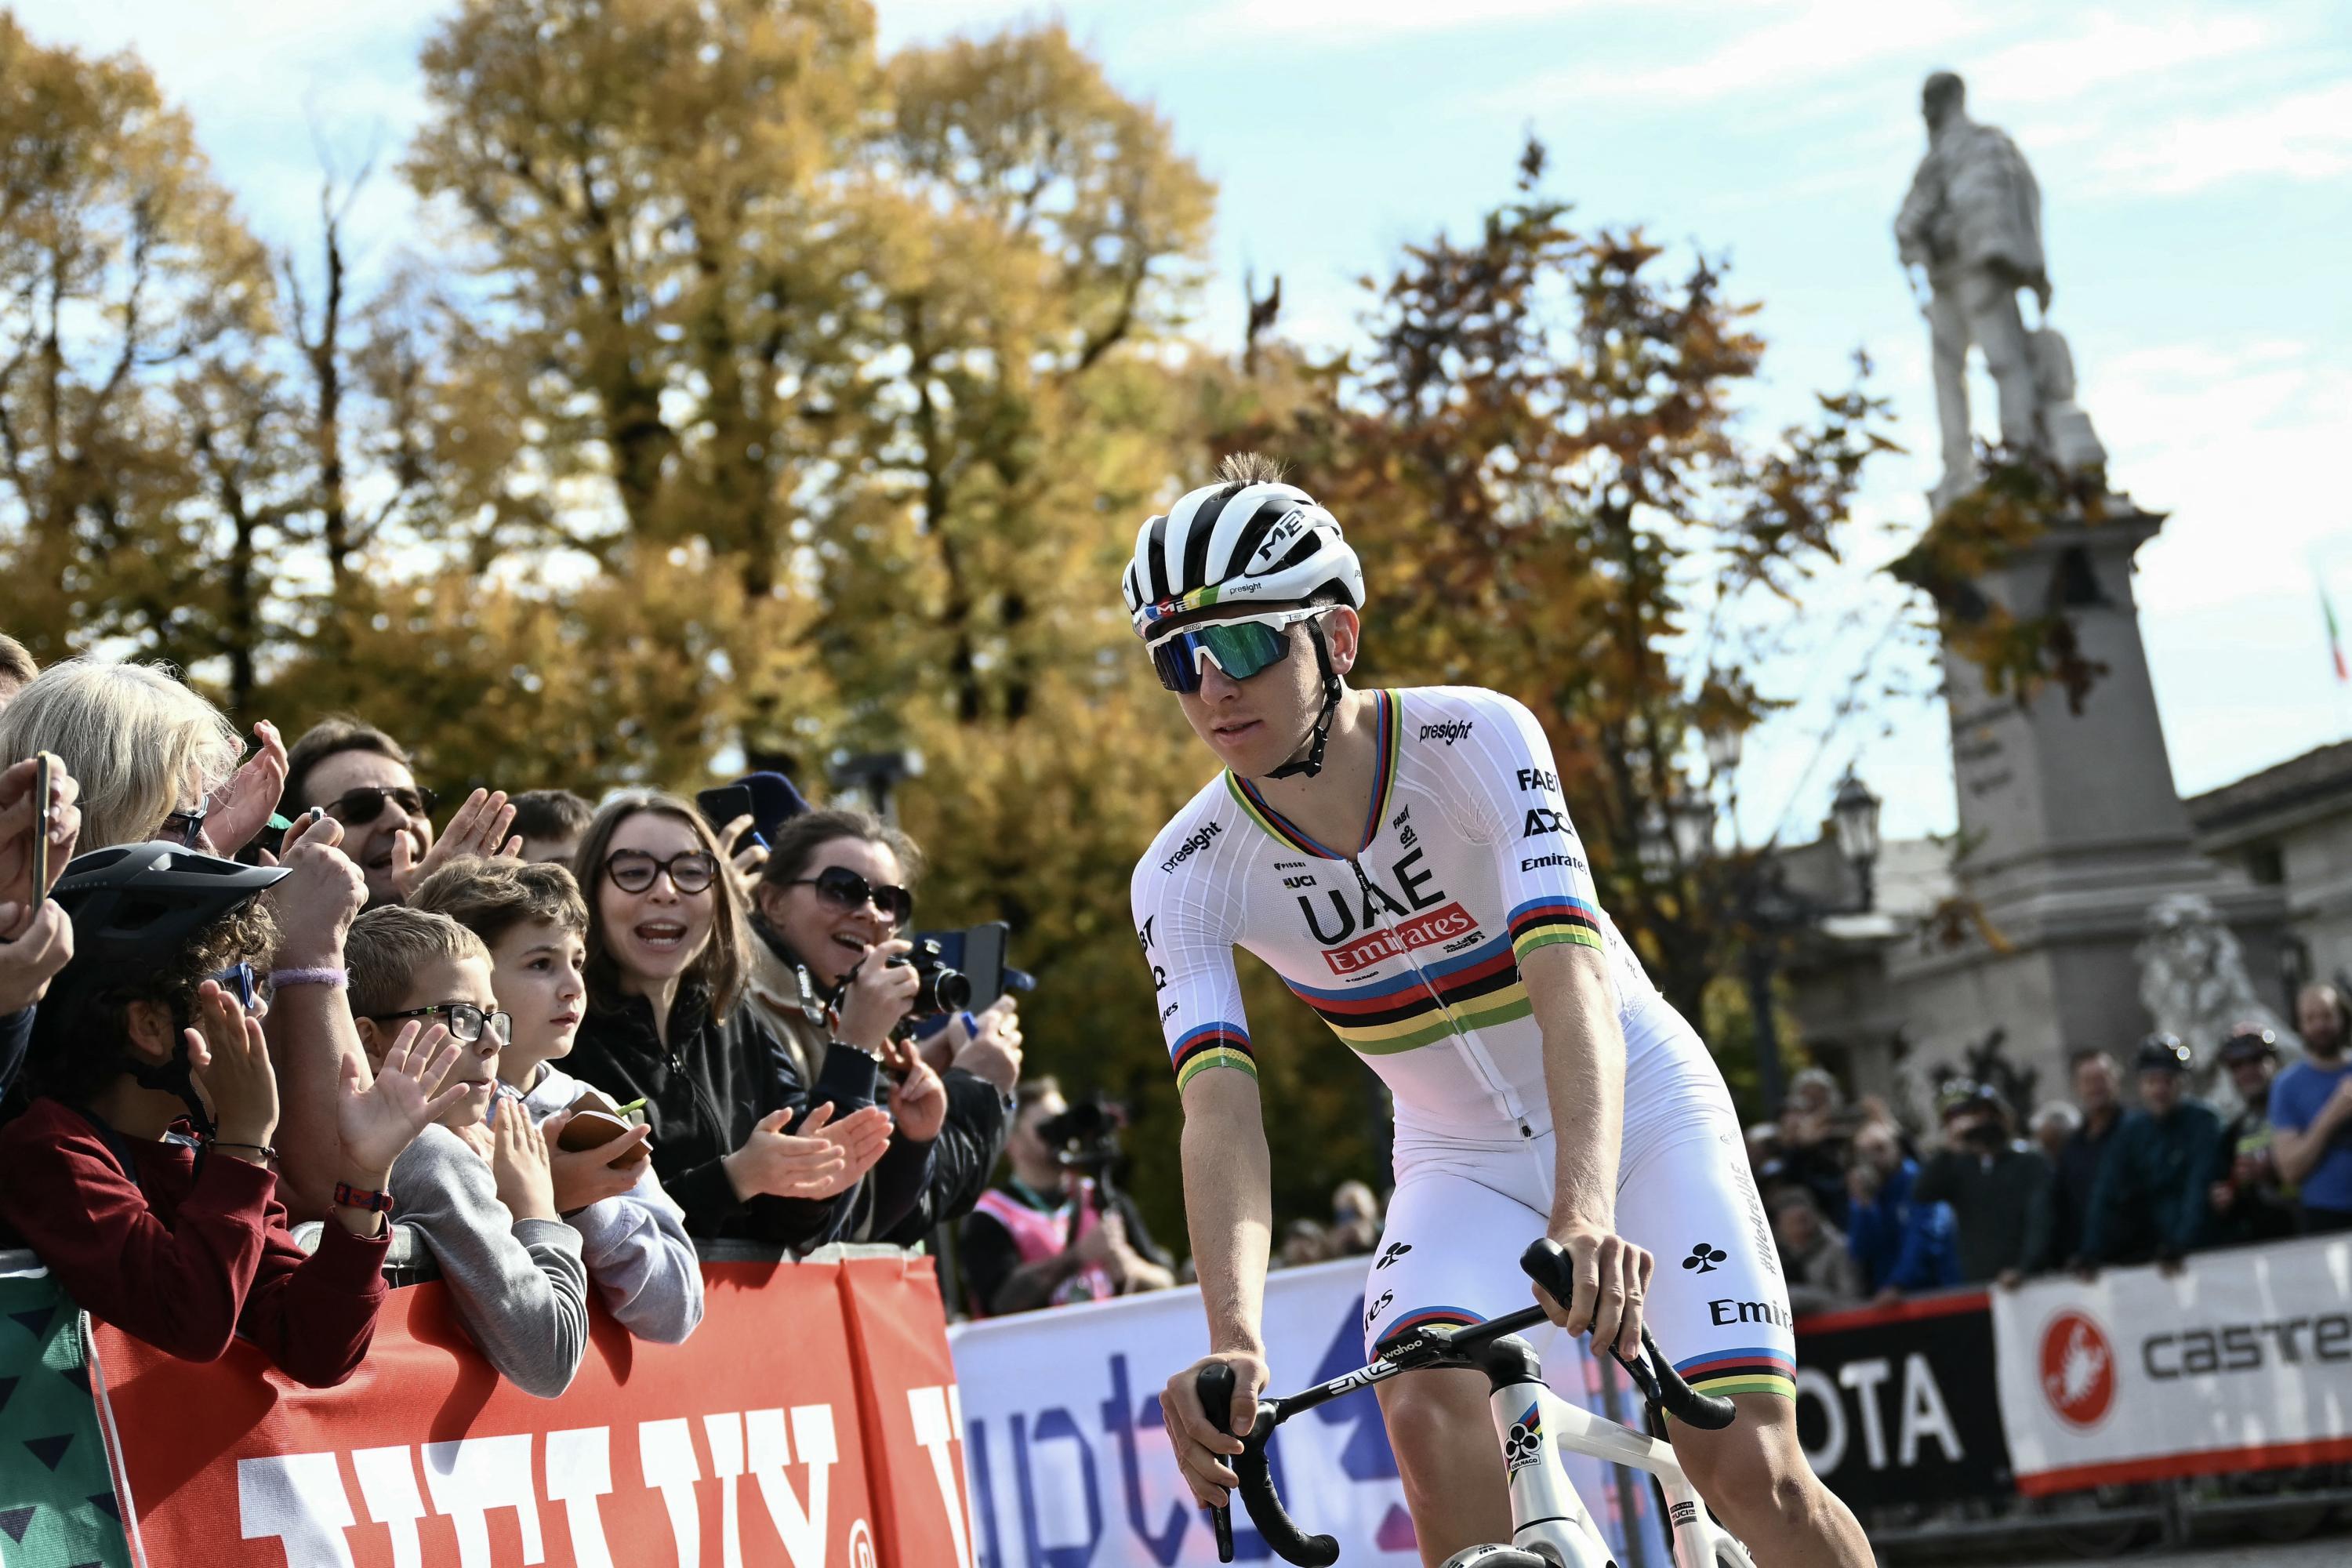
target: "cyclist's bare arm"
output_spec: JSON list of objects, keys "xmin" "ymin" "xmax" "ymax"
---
[
  {"xmin": 1522, "ymin": 939, "xmax": 1653, "ymax": 1359},
  {"xmin": 1160, "ymin": 1067, "xmax": 1272, "ymax": 1508}
]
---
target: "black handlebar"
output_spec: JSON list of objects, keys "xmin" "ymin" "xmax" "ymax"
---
[{"xmin": 1195, "ymin": 1363, "xmax": 1339, "ymax": 1566}]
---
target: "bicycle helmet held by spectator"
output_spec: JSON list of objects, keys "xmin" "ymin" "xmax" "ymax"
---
[
  {"xmin": 1121, "ymin": 466, "xmax": 1366, "ymax": 779},
  {"xmin": 32, "ymin": 843, "xmax": 288, "ymax": 1134},
  {"xmin": 2133, "ymin": 1032, "xmax": 2193, "ymax": 1074}
]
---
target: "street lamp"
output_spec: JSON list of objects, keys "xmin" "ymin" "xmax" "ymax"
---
[
  {"xmin": 1830, "ymin": 768, "xmax": 1883, "ymax": 907},
  {"xmin": 1740, "ymin": 766, "xmax": 1882, "ymax": 1119},
  {"xmin": 1703, "ymin": 723, "xmax": 1744, "ymax": 779},
  {"xmin": 826, "ymin": 748, "xmax": 926, "ymax": 822}
]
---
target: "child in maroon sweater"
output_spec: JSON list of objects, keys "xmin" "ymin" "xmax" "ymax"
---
[{"xmin": 0, "ymin": 842, "xmax": 467, "ymax": 1387}]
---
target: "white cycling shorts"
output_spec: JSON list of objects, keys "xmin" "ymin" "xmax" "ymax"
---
[{"xmin": 1359, "ymin": 1000, "xmax": 1796, "ymax": 1403}]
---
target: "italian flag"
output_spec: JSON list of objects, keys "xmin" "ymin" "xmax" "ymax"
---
[{"xmin": 2328, "ymin": 579, "xmax": 2350, "ymax": 683}]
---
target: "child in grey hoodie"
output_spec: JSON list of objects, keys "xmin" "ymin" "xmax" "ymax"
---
[
  {"xmin": 347, "ymin": 906, "xmax": 589, "ymax": 1397},
  {"xmin": 408, "ymin": 858, "xmax": 702, "ymax": 1344}
]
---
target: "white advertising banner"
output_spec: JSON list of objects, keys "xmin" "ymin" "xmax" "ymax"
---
[
  {"xmin": 1990, "ymin": 1234, "xmax": 2352, "ymax": 1494},
  {"xmin": 948, "ymin": 1256, "xmax": 1671, "ymax": 1566}
]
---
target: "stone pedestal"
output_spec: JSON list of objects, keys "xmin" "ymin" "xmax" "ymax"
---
[{"xmin": 1886, "ymin": 500, "xmax": 2285, "ymax": 1092}]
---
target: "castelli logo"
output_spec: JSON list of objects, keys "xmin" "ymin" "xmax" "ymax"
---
[{"xmin": 2041, "ymin": 1309, "xmax": 2116, "ymax": 1428}]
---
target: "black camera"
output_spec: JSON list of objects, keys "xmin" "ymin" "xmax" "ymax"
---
[
  {"xmin": 1037, "ymin": 1095, "xmax": 1127, "ymax": 1174},
  {"xmin": 889, "ymin": 938, "xmax": 971, "ymax": 1018}
]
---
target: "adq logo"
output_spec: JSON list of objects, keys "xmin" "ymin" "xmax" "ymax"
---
[{"xmin": 2040, "ymin": 1309, "xmax": 2116, "ymax": 1428}]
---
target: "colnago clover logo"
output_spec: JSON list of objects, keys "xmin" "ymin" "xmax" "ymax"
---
[
  {"xmin": 1682, "ymin": 1242, "xmax": 1727, "ymax": 1275},
  {"xmin": 1503, "ymin": 1400, "xmax": 1543, "ymax": 1472},
  {"xmin": 1419, "ymin": 720, "xmax": 1474, "ymax": 746},
  {"xmin": 1374, "ymin": 1241, "xmax": 1413, "ymax": 1270}
]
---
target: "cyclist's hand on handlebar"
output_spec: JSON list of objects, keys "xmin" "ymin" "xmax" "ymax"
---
[
  {"xmin": 1161, "ymin": 1351, "xmax": 1265, "ymax": 1508},
  {"xmin": 1534, "ymin": 1220, "xmax": 1654, "ymax": 1362}
]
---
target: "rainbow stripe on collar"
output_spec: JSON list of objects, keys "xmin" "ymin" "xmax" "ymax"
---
[{"xmin": 1225, "ymin": 690, "xmax": 1399, "ymax": 858}]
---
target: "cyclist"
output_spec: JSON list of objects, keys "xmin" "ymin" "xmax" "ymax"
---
[{"xmin": 1132, "ymin": 455, "xmax": 1870, "ymax": 1566}]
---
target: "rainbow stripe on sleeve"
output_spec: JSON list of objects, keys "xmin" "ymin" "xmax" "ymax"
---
[
  {"xmin": 1672, "ymin": 1345, "xmax": 1796, "ymax": 1404},
  {"xmin": 1171, "ymin": 1022, "xmax": 1257, "ymax": 1091},
  {"xmin": 1507, "ymin": 895, "xmax": 1604, "ymax": 962}
]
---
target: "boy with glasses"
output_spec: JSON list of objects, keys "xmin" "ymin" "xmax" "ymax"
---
[
  {"xmin": 344, "ymin": 905, "xmax": 591, "ymax": 1396},
  {"xmin": 409, "ymin": 857, "xmax": 702, "ymax": 1345}
]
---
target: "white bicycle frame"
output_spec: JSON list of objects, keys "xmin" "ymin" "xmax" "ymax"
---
[
  {"xmin": 1489, "ymin": 1376, "xmax": 1749, "ymax": 1568},
  {"xmin": 1201, "ymin": 1244, "xmax": 1755, "ymax": 1568}
]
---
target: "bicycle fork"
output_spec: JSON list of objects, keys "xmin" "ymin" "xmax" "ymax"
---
[{"xmin": 1485, "ymin": 1371, "xmax": 1742, "ymax": 1568}]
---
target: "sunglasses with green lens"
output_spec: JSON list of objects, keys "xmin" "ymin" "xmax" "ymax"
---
[{"xmin": 1147, "ymin": 608, "xmax": 1324, "ymax": 694}]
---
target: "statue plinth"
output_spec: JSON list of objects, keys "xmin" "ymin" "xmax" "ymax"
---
[{"xmin": 1887, "ymin": 497, "xmax": 2287, "ymax": 1085}]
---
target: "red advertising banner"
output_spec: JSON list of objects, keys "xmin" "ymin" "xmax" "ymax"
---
[
  {"xmin": 86, "ymin": 1258, "xmax": 893, "ymax": 1568},
  {"xmin": 837, "ymin": 1254, "xmax": 977, "ymax": 1568}
]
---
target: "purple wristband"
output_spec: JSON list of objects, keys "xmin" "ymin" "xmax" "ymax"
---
[{"xmin": 267, "ymin": 966, "xmax": 349, "ymax": 989}]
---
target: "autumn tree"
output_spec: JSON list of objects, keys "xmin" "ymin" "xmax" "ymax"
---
[
  {"xmin": 0, "ymin": 13, "xmax": 274, "ymax": 666},
  {"xmin": 1214, "ymin": 142, "xmax": 1897, "ymax": 1038}
]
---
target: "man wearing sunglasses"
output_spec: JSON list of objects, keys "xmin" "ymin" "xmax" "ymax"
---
[
  {"xmin": 284, "ymin": 717, "xmax": 522, "ymax": 910},
  {"xmin": 1135, "ymin": 454, "xmax": 1867, "ymax": 1567}
]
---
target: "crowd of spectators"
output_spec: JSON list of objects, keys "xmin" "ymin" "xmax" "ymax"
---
[
  {"xmin": 8, "ymin": 638, "xmax": 2352, "ymax": 1406},
  {"xmin": 1751, "ymin": 998, "xmax": 2352, "ymax": 1316},
  {"xmin": 0, "ymin": 644, "xmax": 1044, "ymax": 1403}
]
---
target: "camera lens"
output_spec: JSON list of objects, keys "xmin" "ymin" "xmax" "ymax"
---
[{"xmin": 913, "ymin": 964, "xmax": 960, "ymax": 1011}]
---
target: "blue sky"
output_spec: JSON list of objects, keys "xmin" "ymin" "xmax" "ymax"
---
[{"xmin": 24, "ymin": 0, "xmax": 2352, "ymax": 844}]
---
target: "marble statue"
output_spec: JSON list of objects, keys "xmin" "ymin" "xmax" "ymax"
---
[
  {"xmin": 1896, "ymin": 71, "xmax": 2107, "ymax": 509},
  {"xmin": 2135, "ymin": 893, "xmax": 2294, "ymax": 1113}
]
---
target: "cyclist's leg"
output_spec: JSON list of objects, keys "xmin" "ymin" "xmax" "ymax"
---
[
  {"xmin": 1367, "ymin": 1155, "xmax": 1552, "ymax": 1567},
  {"xmin": 1613, "ymin": 1014, "xmax": 1870, "ymax": 1566}
]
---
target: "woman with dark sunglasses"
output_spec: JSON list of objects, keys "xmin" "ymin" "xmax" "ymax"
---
[
  {"xmin": 564, "ymin": 793, "xmax": 935, "ymax": 1252},
  {"xmin": 744, "ymin": 808, "xmax": 1027, "ymax": 1246}
]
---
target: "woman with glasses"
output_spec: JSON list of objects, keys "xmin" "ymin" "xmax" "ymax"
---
[
  {"xmin": 564, "ymin": 793, "xmax": 930, "ymax": 1248},
  {"xmin": 745, "ymin": 809, "xmax": 1024, "ymax": 1244}
]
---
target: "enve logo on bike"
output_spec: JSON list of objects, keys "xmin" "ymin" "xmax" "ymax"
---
[{"xmin": 2039, "ymin": 1309, "xmax": 2116, "ymax": 1428}]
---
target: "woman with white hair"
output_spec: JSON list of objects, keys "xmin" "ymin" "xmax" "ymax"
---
[
  {"xmin": 0, "ymin": 659, "xmax": 285, "ymax": 854},
  {"xmin": 0, "ymin": 659, "xmax": 381, "ymax": 1221}
]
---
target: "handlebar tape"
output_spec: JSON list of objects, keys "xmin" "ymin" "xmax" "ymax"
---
[
  {"xmin": 1519, "ymin": 1239, "xmax": 1738, "ymax": 1431},
  {"xmin": 1196, "ymin": 1364, "xmax": 1236, "ymax": 1564},
  {"xmin": 1193, "ymin": 1364, "xmax": 1340, "ymax": 1566}
]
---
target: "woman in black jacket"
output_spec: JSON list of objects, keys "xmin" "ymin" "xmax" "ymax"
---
[
  {"xmin": 564, "ymin": 793, "xmax": 934, "ymax": 1247},
  {"xmin": 743, "ymin": 808, "xmax": 1019, "ymax": 1244}
]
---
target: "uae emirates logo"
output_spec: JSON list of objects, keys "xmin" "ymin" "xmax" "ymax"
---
[{"xmin": 2040, "ymin": 1309, "xmax": 2116, "ymax": 1428}]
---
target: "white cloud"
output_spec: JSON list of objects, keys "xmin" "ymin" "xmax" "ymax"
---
[
  {"xmin": 2085, "ymin": 81, "xmax": 2352, "ymax": 195},
  {"xmin": 1962, "ymin": 9, "xmax": 2274, "ymax": 105},
  {"xmin": 1192, "ymin": 0, "xmax": 1607, "ymax": 38},
  {"xmin": 1496, "ymin": 0, "xmax": 2005, "ymax": 111},
  {"xmin": 2085, "ymin": 339, "xmax": 2351, "ymax": 616}
]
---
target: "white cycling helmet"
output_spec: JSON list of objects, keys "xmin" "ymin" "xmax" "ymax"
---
[{"xmin": 1121, "ymin": 477, "xmax": 1365, "ymax": 641}]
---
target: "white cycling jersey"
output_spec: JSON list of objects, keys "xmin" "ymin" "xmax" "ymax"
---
[
  {"xmin": 1135, "ymin": 685, "xmax": 1795, "ymax": 1399},
  {"xmin": 1134, "ymin": 684, "xmax": 1698, "ymax": 1142}
]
